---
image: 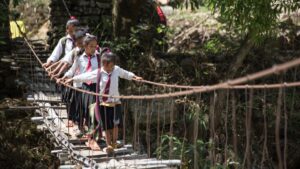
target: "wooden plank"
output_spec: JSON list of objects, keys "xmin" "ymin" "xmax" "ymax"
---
[
  {"xmin": 27, "ymin": 99, "xmax": 62, "ymax": 103},
  {"xmin": 74, "ymin": 146, "xmax": 134, "ymax": 158},
  {"xmin": 97, "ymin": 158, "xmax": 180, "ymax": 168},
  {"xmin": 9, "ymin": 106, "xmax": 66, "ymax": 110},
  {"xmin": 93, "ymin": 153, "xmax": 148, "ymax": 163},
  {"xmin": 27, "ymin": 84, "xmax": 182, "ymax": 168},
  {"xmin": 122, "ymin": 159, "xmax": 181, "ymax": 166}
]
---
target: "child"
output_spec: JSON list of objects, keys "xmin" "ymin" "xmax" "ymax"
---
[
  {"xmin": 66, "ymin": 52, "xmax": 142, "ymax": 152},
  {"xmin": 64, "ymin": 34, "xmax": 100, "ymax": 134},
  {"xmin": 43, "ymin": 16, "xmax": 79, "ymax": 68},
  {"xmin": 56, "ymin": 29, "xmax": 86, "ymax": 127},
  {"xmin": 51, "ymin": 29, "xmax": 86, "ymax": 78}
]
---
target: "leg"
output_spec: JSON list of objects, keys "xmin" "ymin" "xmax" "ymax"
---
[
  {"xmin": 112, "ymin": 126, "xmax": 118, "ymax": 144},
  {"xmin": 105, "ymin": 129, "xmax": 114, "ymax": 154},
  {"xmin": 105, "ymin": 129, "xmax": 112, "ymax": 146},
  {"xmin": 67, "ymin": 89, "xmax": 75, "ymax": 127},
  {"xmin": 112, "ymin": 104, "xmax": 122, "ymax": 148}
]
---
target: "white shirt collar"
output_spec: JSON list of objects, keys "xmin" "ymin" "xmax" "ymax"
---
[
  {"xmin": 75, "ymin": 46, "xmax": 81, "ymax": 51},
  {"xmin": 66, "ymin": 34, "xmax": 74, "ymax": 41},
  {"xmin": 101, "ymin": 66, "xmax": 115, "ymax": 75},
  {"xmin": 83, "ymin": 52, "xmax": 96, "ymax": 58}
]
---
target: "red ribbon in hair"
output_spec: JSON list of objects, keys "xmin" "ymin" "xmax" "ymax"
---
[{"xmin": 70, "ymin": 16, "xmax": 76, "ymax": 20}]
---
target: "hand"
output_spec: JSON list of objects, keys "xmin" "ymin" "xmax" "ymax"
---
[
  {"xmin": 134, "ymin": 76, "xmax": 143, "ymax": 81},
  {"xmin": 65, "ymin": 78, "xmax": 73, "ymax": 84},
  {"xmin": 50, "ymin": 74, "xmax": 57, "ymax": 80},
  {"xmin": 57, "ymin": 76, "xmax": 67, "ymax": 84},
  {"xmin": 46, "ymin": 67, "xmax": 52, "ymax": 72},
  {"xmin": 48, "ymin": 71, "xmax": 53, "ymax": 77},
  {"xmin": 42, "ymin": 61, "xmax": 52, "ymax": 68},
  {"xmin": 56, "ymin": 78, "xmax": 63, "ymax": 84},
  {"xmin": 51, "ymin": 73, "xmax": 60, "ymax": 80},
  {"xmin": 42, "ymin": 62, "xmax": 48, "ymax": 68}
]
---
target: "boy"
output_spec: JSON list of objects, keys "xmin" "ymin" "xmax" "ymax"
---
[
  {"xmin": 66, "ymin": 52, "xmax": 142, "ymax": 151},
  {"xmin": 43, "ymin": 17, "xmax": 80, "ymax": 68}
]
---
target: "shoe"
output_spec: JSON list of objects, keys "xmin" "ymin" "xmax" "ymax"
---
[
  {"xmin": 105, "ymin": 145, "xmax": 114, "ymax": 154},
  {"xmin": 112, "ymin": 142, "xmax": 123, "ymax": 149}
]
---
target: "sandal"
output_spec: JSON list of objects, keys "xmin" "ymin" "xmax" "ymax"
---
[
  {"xmin": 104, "ymin": 145, "xmax": 114, "ymax": 155},
  {"xmin": 66, "ymin": 120, "xmax": 74, "ymax": 127},
  {"xmin": 112, "ymin": 142, "xmax": 123, "ymax": 149},
  {"xmin": 85, "ymin": 139, "xmax": 101, "ymax": 151}
]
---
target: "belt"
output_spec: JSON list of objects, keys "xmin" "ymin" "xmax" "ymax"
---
[{"xmin": 100, "ymin": 102, "xmax": 121, "ymax": 107}]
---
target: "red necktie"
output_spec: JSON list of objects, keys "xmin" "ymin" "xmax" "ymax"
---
[
  {"xmin": 102, "ymin": 74, "xmax": 111, "ymax": 102},
  {"xmin": 85, "ymin": 55, "xmax": 92, "ymax": 85}
]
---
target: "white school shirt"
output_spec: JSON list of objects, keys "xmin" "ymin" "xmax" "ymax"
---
[
  {"xmin": 61, "ymin": 47, "xmax": 81, "ymax": 65},
  {"xmin": 64, "ymin": 52, "xmax": 99, "ymax": 87},
  {"xmin": 47, "ymin": 34, "xmax": 74, "ymax": 63},
  {"xmin": 72, "ymin": 66, "xmax": 135, "ymax": 103}
]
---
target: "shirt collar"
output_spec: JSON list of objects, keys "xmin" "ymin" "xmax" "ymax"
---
[
  {"xmin": 75, "ymin": 47, "xmax": 81, "ymax": 51},
  {"xmin": 66, "ymin": 34, "xmax": 74, "ymax": 41},
  {"xmin": 101, "ymin": 66, "xmax": 115, "ymax": 75},
  {"xmin": 83, "ymin": 52, "xmax": 95, "ymax": 58}
]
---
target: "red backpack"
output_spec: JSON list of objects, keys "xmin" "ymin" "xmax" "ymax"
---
[{"xmin": 156, "ymin": 6, "xmax": 167, "ymax": 25}]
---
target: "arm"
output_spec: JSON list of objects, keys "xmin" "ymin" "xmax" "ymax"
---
[
  {"xmin": 64, "ymin": 58, "xmax": 79, "ymax": 78},
  {"xmin": 47, "ymin": 39, "xmax": 63, "ymax": 63},
  {"xmin": 72, "ymin": 69, "xmax": 98, "ymax": 83},
  {"xmin": 61, "ymin": 49, "xmax": 74, "ymax": 65},
  {"xmin": 46, "ymin": 60, "xmax": 61, "ymax": 71},
  {"xmin": 118, "ymin": 67, "xmax": 142, "ymax": 81},
  {"xmin": 53, "ymin": 62, "xmax": 69, "ymax": 78},
  {"xmin": 50, "ymin": 61, "xmax": 64, "ymax": 75}
]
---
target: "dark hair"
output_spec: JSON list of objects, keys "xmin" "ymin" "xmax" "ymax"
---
[
  {"xmin": 66, "ymin": 16, "xmax": 80, "ymax": 28},
  {"xmin": 102, "ymin": 52, "xmax": 117, "ymax": 64},
  {"xmin": 83, "ymin": 34, "xmax": 97, "ymax": 46},
  {"xmin": 74, "ymin": 29, "xmax": 86, "ymax": 40}
]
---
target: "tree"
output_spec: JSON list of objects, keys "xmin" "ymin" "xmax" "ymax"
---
[
  {"xmin": 205, "ymin": 0, "xmax": 300, "ymax": 77},
  {"xmin": 202, "ymin": 1, "xmax": 300, "ymax": 168},
  {"xmin": 0, "ymin": 0, "xmax": 11, "ymax": 55},
  {"xmin": 112, "ymin": 0, "xmax": 143, "ymax": 37}
]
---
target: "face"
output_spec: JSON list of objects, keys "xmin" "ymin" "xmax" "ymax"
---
[
  {"xmin": 103, "ymin": 61, "xmax": 115, "ymax": 72},
  {"xmin": 75, "ymin": 37, "xmax": 84, "ymax": 48},
  {"xmin": 84, "ymin": 40, "xmax": 98, "ymax": 55},
  {"xmin": 67, "ymin": 25, "xmax": 76, "ymax": 37}
]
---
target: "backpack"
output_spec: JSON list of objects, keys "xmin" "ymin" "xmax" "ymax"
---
[
  {"xmin": 60, "ymin": 36, "xmax": 74, "ymax": 59},
  {"xmin": 156, "ymin": 6, "xmax": 167, "ymax": 25},
  {"xmin": 70, "ymin": 48, "xmax": 84, "ymax": 64}
]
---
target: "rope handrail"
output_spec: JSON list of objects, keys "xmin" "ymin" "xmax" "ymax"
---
[
  {"xmin": 133, "ymin": 79, "xmax": 299, "ymax": 89},
  {"xmin": 23, "ymin": 37, "xmax": 300, "ymax": 99}
]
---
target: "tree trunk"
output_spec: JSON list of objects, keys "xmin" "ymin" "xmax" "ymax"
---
[
  {"xmin": 214, "ymin": 33, "xmax": 255, "ymax": 130},
  {"xmin": 228, "ymin": 33, "xmax": 255, "ymax": 78},
  {"xmin": 0, "ymin": 0, "xmax": 11, "ymax": 55},
  {"xmin": 112, "ymin": 0, "xmax": 143, "ymax": 38}
]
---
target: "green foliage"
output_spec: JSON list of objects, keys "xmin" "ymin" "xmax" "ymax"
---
[
  {"xmin": 203, "ymin": 37, "xmax": 225, "ymax": 55},
  {"xmin": 205, "ymin": 0, "xmax": 300, "ymax": 41},
  {"xmin": 155, "ymin": 135, "xmax": 223, "ymax": 168},
  {"xmin": 171, "ymin": 0, "xmax": 204, "ymax": 11},
  {"xmin": 0, "ymin": 109, "xmax": 58, "ymax": 168},
  {"xmin": 186, "ymin": 99, "xmax": 209, "ymax": 130},
  {"xmin": 11, "ymin": 0, "xmax": 23, "ymax": 7}
]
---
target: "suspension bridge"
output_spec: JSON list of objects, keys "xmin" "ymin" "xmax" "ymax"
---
[{"xmin": 5, "ymin": 35, "xmax": 300, "ymax": 169}]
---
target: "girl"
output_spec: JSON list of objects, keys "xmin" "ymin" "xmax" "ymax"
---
[
  {"xmin": 43, "ymin": 16, "xmax": 79, "ymax": 68},
  {"xmin": 66, "ymin": 52, "xmax": 142, "ymax": 152},
  {"xmin": 51, "ymin": 29, "xmax": 86, "ymax": 78},
  {"xmin": 56, "ymin": 29, "xmax": 86, "ymax": 127},
  {"xmin": 63, "ymin": 34, "xmax": 100, "ymax": 135}
]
